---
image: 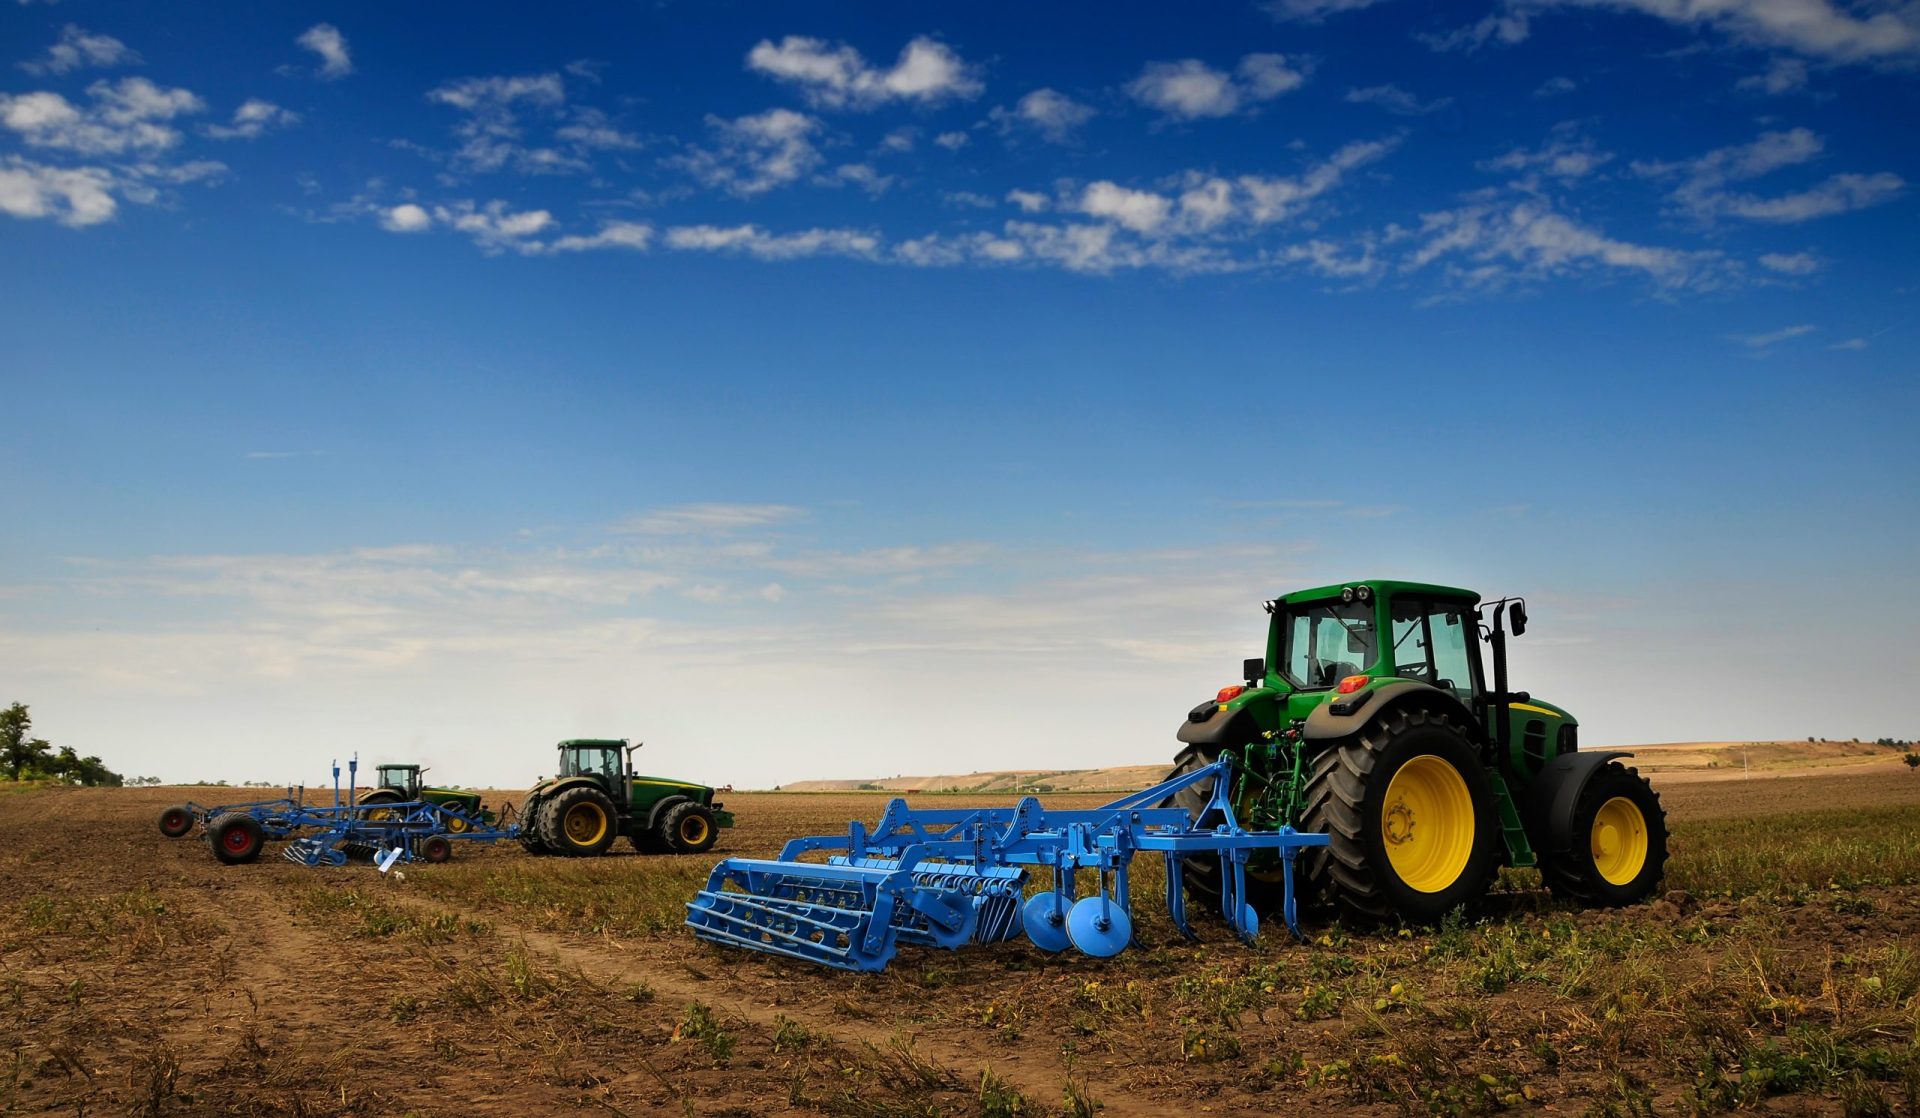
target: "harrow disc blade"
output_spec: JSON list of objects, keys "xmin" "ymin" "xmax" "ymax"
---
[
  {"xmin": 1022, "ymin": 893, "xmax": 1070, "ymax": 954},
  {"xmin": 1066, "ymin": 897, "xmax": 1132, "ymax": 958}
]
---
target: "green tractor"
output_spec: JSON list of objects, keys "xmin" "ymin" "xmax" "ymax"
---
[
  {"xmin": 519, "ymin": 739, "xmax": 735, "ymax": 857},
  {"xmin": 1168, "ymin": 579, "xmax": 1668, "ymax": 925},
  {"xmin": 358, "ymin": 763, "xmax": 491, "ymax": 832}
]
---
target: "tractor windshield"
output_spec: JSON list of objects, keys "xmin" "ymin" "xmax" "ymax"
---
[
  {"xmin": 562, "ymin": 748, "xmax": 623, "ymax": 788},
  {"xmin": 1279, "ymin": 600, "xmax": 1378, "ymax": 690},
  {"xmin": 1390, "ymin": 599, "xmax": 1481, "ymax": 702}
]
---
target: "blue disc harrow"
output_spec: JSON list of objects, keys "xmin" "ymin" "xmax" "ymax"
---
[{"xmin": 686, "ymin": 757, "xmax": 1328, "ymax": 972}]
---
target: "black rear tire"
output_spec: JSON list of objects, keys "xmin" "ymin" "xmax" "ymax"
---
[
  {"xmin": 1541, "ymin": 762, "xmax": 1669, "ymax": 906},
  {"xmin": 1300, "ymin": 706, "xmax": 1501, "ymax": 925},
  {"xmin": 208, "ymin": 813, "xmax": 266, "ymax": 865},
  {"xmin": 537, "ymin": 786, "xmax": 618, "ymax": 857},
  {"xmin": 659, "ymin": 802, "xmax": 719, "ymax": 855},
  {"xmin": 1162, "ymin": 745, "xmax": 1293, "ymax": 918},
  {"xmin": 418, "ymin": 836, "xmax": 453, "ymax": 864},
  {"xmin": 630, "ymin": 830, "xmax": 668, "ymax": 854},
  {"xmin": 157, "ymin": 805, "xmax": 194, "ymax": 838}
]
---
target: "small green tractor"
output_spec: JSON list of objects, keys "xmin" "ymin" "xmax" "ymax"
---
[
  {"xmin": 520, "ymin": 739, "xmax": 734, "ymax": 857},
  {"xmin": 1169, "ymin": 579, "xmax": 1668, "ymax": 924},
  {"xmin": 358, "ymin": 764, "xmax": 491, "ymax": 832}
]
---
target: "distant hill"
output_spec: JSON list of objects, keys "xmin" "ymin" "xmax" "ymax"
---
[{"xmin": 768, "ymin": 739, "xmax": 1913, "ymax": 793}]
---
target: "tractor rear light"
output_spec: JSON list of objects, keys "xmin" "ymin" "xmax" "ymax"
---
[
  {"xmin": 1336, "ymin": 675, "xmax": 1369, "ymax": 694},
  {"xmin": 1217, "ymin": 685, "xmax": 1246, "ymax": 703}
]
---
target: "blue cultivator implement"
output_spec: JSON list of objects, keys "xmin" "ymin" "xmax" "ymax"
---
[
  {"xmin": 685, "ymin": 758, "xmax": 1328, "ymax": 972},
  {"xmin": 282, "ymin": 799, "xmax": 519, "ymax": 868}
]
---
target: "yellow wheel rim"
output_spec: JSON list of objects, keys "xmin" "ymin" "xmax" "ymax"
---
[
  {"xmin": 443, "ymin": 812, "xmax": 470, "ymax": 834},
  {"xmin": 366, "ymin": 807, "xmax": 396, "ymax": 822},
  {"xmin": 1380, "ymin": 755, "xmax": 1475, "ymax": 893},
  {"xmin": 563, "ymin": 803, "xmax": 608, "ymax": 846},
  {"xmin": 679, "ymin": 814, "xmax": 711, "ymax": 846},
  {"xmin": 1591, "ymin": 797, "xmax": 1649, "ymax": 886}
]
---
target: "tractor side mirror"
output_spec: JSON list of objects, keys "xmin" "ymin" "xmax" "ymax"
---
[
  {"xmin": 1509, "ymin": 602, "xmax": 1528, "ymax": 637},
  {"xmin": 1243, "ymin": 658, "xmax": 1265, "ymax": 686}
]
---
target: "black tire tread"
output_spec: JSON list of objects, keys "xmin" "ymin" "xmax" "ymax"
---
[
  {"xmin": 1540, "ymin": 762, "xmax": 1669, "ymax": 906},
  {"xmin": 536, "ymin": 786, "xmax": 618, "ymax": 857}
]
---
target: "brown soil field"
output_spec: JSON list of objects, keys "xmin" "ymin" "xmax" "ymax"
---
[{"xmin": 4, "ymin": 765, "xmax": 1919, "ymax": 1116}]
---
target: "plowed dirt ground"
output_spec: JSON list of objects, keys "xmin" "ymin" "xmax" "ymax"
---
[{"xmin": 3, "ymin": 763, "xmax": 1918, "ymax": 1116}]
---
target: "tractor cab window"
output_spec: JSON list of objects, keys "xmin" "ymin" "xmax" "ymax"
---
[
  {"xmin": 377, "ymin": 766, "xmax": 412, "ymax": 793},
  {"xmin": 563, "ymin": 748, "xmax": 623, "ymax": 788},
  {"xmin": 1280, "ymin": 600, "xmax": 1378, "ymax": 690},
  {"xmin": 1390, "ymin": 599, "xmax": 1480, "ymax": 702}
]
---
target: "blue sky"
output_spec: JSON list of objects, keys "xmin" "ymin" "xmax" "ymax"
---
[{"xmin": 2, "ymin": 0, "xmax": 1916, "ymax": 787}]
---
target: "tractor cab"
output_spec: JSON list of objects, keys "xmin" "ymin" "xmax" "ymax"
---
[
  {"xmin": 557, "ymin": 739, "xmax": 630, "ymax": 796},
  {"xmin": 374, "ymin": 763, "xmax": 424, "ymax": 799}
]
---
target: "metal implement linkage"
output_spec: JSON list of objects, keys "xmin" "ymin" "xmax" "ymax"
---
[{"xmin": 685, "ymin": 758, "xmax": 1329, "ymax": 972}]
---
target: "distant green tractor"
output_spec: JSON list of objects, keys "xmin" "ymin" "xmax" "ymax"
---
[
  {"xmin": 358, "ymin": 764, "xmax": 490, "ymax": 832},
  {"xmin": 1168, "ymin": 579, "xmax": 1668, "ymax": 925},
  {"xmin": 519, "ymin": 739, "xmax": 734, "ymax": 857}
]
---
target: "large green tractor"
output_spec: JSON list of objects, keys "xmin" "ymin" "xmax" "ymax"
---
[
  {"xmin": 519, "ymin": 739, "xmax": 735, "ymax": 857},
  {"xmin": 358, "ymin": 764, "xmax": 491, "ymax": 832},
  {"xmin": 1168, "ymin": 579, "xmax": 1668, "ymax": 925}
]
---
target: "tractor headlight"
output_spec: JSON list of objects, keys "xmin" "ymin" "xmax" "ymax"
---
[{"xmin": 1340, "ymin": 586, "xmax": 1356, "ymax": 603}]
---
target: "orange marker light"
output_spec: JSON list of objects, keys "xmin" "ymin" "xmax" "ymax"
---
[
  {"xmin": 1217, "ymin": 685, "xmax": 1246, "ymax": 703},
  {"xmin": 1337, "ymin": 675, "xmax": 1369, "ymax": 694}
]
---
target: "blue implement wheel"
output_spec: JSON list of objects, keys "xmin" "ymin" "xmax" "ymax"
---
[
  {"xmin": 1066, "ymin": 896, "xmax": 1133, "ymax": 958},
  {"xmin": 1023, "ymin": 893, "xmax": 1070, "ymax": 953}
]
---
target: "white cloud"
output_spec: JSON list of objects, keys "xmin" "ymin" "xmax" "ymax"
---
[
  {"xmin": 1828, "ymin": 337, "xmax": 1868, "ymax": 350},
  {"xmin": 0, "ymin": 155, "xmax": 115, "ymax": 226},
  {"xmin": 1126, "ymin": 53, "xmax": 1308, "ymax": 119},
  {"xmin": 663, "ymin": 223, "xmax": 882, "ymax": 262},
  {"xmin": 1262, "ymin": 0, "xmax": 1389, "ymax": 20},
  {"xmin": 19, "ymin": 24, "xmax": 139, "ymax": 75},
  {"xmin": 426, "ymin": 73, "xmax": 585, "ymax": 174},
  {"xmin": 1407, "ymin": 196, "xmax": 1723, "ymax": 293},
  {"xmin": 0, "ymin": 78, "xmax": 203, "ymax": 155},
  {"xmin": 1533, "ymin": 0, "xmax": 1920, "ymax": 62},
  {"xmin": 1482, "ymin": 126, "xmax": 1614, "ymax": 180},
  {"xmin": 1534, "ymin": 75, "xmax": 1579, "ymax": 97},
  {"xmin": 1738, "ymin": 57, "xmax": 1811, "ymax": 94},
  {"xmin": 547, "ymin": 220, "xmax": 655, "ymax": 253},
  {"xmin": 668, "ymin": 108, "xmax": 823, "ymax": 197},
  {"xmin": 1421, "ymin": 10, "xmax": 1534, "ymax": 51},
  {"xmin": 428, "ymin": 199, "xmax": 555, "ymax": 253},
  {"xmin": 745, "ymin": 35, "xmax": 983, "ymax": 110},
  {"xmin": 380, "ymin": 203, "xmax": 431, "ymax": 233},
  {"xmin": 993, "ymin": 88, "xmax": 1096, "ymax": 144},
  {"xmin": 554, "ymin": 107, "xmax": 643, "ymax": 152},
  {"xmin": 933, "ymin": 130, "xmax": 970, "ymax": 150},
  {"xmin": 819, "ymin": 162, "xmax": 893, "ymax": 195},
  {"xmin": 1758, "ymin": 251, "xmax": 1821, "ymax": 274},
  {"xmin": 1344, "ymin": 84, "xmax": 1453, "ymax": 116},
  {"xmin": 296, "ymin": 23, "xmax": 352, "ymax": 80},
  {"xmin": 1729, "ymin": 323, "xmax": 1816, "ymax": 348},
  {"xmin": 614, "ymin": 504, "xmax": 803, "ymax": 535},
  {"xmin": 1078, "ymin": 181, "xmax": 1171, "ymax": 234},
  {"xmin": 203, "ymin": 98, "xmax": 299, "ymax": 141},
  {"xmin": 1006, "ymin": 188, "xmax": 1050, "ymax": 213},
  {"xmin": 1637, "ymin": 128, "xmax": 1905, "ymax": 223}
]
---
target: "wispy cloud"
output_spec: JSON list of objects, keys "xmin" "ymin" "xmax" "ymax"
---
[
  {"xmin": 745, "ymin": 35, "xmax": 982, "ymax": 111},
  {"xmin": 1126, "ymin": 54, "xmax": 1309, "ymax": 120},
  {"xmin": 1729, "ymin": 323, "xmax": 1816, "ymax": 348},
  {"xmin": 613, "ymin": 503, "xmax": 805, "ymax": 535},
  {"xmin": 1635, "ymin": 128, "xmax": 1904, "ymax": 224},
  {"xmin": 296, "ymin": 23, "xmax": 352, "ymax": 80},
  {"xmin": 18, "ymin": 25, "xmax": 140, "ymax": 76}
]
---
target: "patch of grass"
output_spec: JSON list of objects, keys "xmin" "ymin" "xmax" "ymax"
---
[
  {"xmin": 410, "ymin": 858, "xmax": 710, "ymax": 937},
  {"xmin": 672, "ymin": 1001, "xmax": 735, "ymax": 1064},
  {"xmin": 1666, "ymin": 806, "xmax": 1920, "ymax": 897},
  {"xmin": 291, "ymin": 886, "xmax": 490, "ymax": 944}
]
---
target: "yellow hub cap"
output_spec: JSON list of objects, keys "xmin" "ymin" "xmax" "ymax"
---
[
  {"xmin": 680, "ymin": 815, "xmax": 711, "ymax": 845},
  {"xmin": 1591, "ymin": 797, "xmax": 1649, "ymax": 885},
  {"xmin": 563, "ymin": 803, "xmax": 608, "ymax": 846},
  {"xmin": 443, "ymin": 811, "xmax": 470, "ymax": 834},
  {"xmin": 1380, "ymin": 755, "xmax": 1475, "ymax": 893}
]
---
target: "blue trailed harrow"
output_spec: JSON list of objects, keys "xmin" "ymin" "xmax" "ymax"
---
[
  {"xmin": 685, "ymin": 757, "xmax": 1328, "ymax": 972},
  {"xmin": 163, "ymin": 759, "xmax": 518, "ymax": 867}
]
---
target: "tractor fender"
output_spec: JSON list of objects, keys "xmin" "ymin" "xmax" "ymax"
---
[
  {"xmin": 1301, "ymin": 680, "xmax": 1480, "ymax": 742},
  {"xmin": 645, "ymin": 795, "xmax": 690, "ymax": 832},
  {"xmin": 1522, "ymin": 750, "xmax": 1633, "ymax": 856},
  {"xmin": 1175, "ymin": 704, "xmax": 1267, "ymax": 747},
  {"xmin": 525, "ymin": 776, "xmax": 604, "ymax": 814}
]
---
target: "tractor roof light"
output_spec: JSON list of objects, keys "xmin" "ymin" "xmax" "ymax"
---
[
  {"xmin": 1217, "ymin": 684, "xmax": 1246, "ymax": 704},
  {"xmin": 1356, "ymin": 585, "xmax": 1373, "ymax": 602},
  {"xmin": 1340, "ymin": 586, "xmax": 1356, "ymax": 603},
  {"xmin": 1336, "ymin": 675, "xmax": 1370, "ymax": 694}
]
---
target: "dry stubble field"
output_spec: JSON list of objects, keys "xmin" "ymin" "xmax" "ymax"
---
[{"xmin": 3, "ymin": 765, "xmax": 1919, "ymax": 1117}]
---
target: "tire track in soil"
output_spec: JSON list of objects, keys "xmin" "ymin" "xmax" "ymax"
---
[{"xmin": 376, "ymin": 888, "xmax": 1159, "ymax": 1117}]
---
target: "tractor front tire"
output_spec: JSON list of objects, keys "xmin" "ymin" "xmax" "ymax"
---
[
  {"xmin": 659, "ymin": 802, "xmax": 719, "ymax": 855},
  {"xmin": 157, "ymin": 805, "xmax": 194, "ymax": 838},
  {"xmin": 1541, "ymin": 762, "xmax": 1669, "ymax": 906},
  {"xmin": 630, "ymin": 830, "xmax": 669, "ymax": 855},
  {"xmin": 519, "ymin": 832, "xmax": 552, "ymax": 856},
  {"xmin": 1163, "ymin": 745, "xmax": 1294, "ymax": 918},
  {"xmin": 537, "ymin": 787, "xmax": 618, "ymax": 857},
  {"xmin": 1300, "ymin": 707, "xmax": 1501, "ymax": 925},
  {"xmin": 208, "ymin": 813, "xmax": 267, "ymax": 865}
]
